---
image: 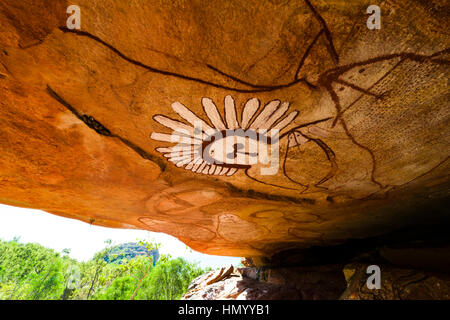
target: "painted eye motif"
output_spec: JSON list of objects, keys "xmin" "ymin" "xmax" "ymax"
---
[
  {"xmin": 203, "ymin": 132, "xmax": 263, "ymax": 166},
  {"xmin": 150, "ymin": 95, "xmax": 298, "ymax": 176}
]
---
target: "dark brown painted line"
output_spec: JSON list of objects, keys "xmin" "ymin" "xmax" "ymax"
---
[
  {"xmin": 334, "ymin": 78, "xmax": 381, "ymax": 97},
  {"xmin": 322, "ymin": 82, "xmax": 383, "ymax": 188},
  {"xmin": 208, "ymin": 63, "xmax": 319, "ymax": 89},
  {"xmin": 304, "ymin": 0, "xmax": 339, "ymax": 63},
  {"xmin": 226, "ymin": 180, "xmax": 315, "ymax": 205},
  {"xmin": 392, "ymin": 156, "xmax": 450, "ymax": 190},
  {"xmin": 206, "ymin": 64, "xmax": 278, "ymax": 89},
  {"xmin": 281, "ymin": 137, "xmax": 310, "ymax": 193},
  {"xmin": 243, "ymin": 167, "xmax": 300, "ymax": 192},
  {"xmin": 279, "ymin": 117, "xmax": 333, "ymax": 139},
  {"xmin": 258, "ymin": 44, "xmax": 447, "ymax": 193},
  {"xmin": 304, "ymin": 135, "xmax": 338, "ymax": 186},
  {"xmin": 294, "ymin": 29, "xmax": 325, "ymax": 80},
  {"xmin": 323, "ymin": 50, "xmax": 450, "ymax": 128},
  {"xmin": 58, "ymin": 28, "xmax": 448, "ymax": 99},
  {"xmin": 430, "ymin": 48, "xmax": 450, "ymax": 57},
  {"xmin": 340, "ymin": 118, "xmax": 382, "ymax": 188},
  {"xmin": 59, "ymin": 27, "xmax": 307, "ymax": 93},
  {"xmin": 338, "ymin": 58, "xmax": 405, "ymax": 117},
  {"xmin": 323, "ymin": 49, "xmax": 450, "ymax": 79}
]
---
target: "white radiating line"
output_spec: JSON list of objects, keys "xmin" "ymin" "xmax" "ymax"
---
[
  {"xmin": 162, "ymin": 151, "xmax": 199, "ymax": 158},
  {"xmin": 224, "ymin": 95, "xmax": 239, "ymax": 130},
  {"xmin": 202, "ymin": 165, "xmax": 210, "ymax": 174},
  {"xmin": 241, "ymin": 98, "xmax": 260, "ymax": 129},
  {"xmin": 202, "ymin": 97, "xmax": 227, "ymax": 130},
  {"xmin": 214, "ymin": 166, "xmax": 222, "ymax": 175},
  {"xmin": 151, "ymin": 132, "xmax": 203, "ymax": 145},
  {"xmin": 156, "ymin": 147, "xmax": 176, "ymax": 153},
  {"xmin": 261, "ymin": 102, "xmax": 289, "ymax": 130},
  {"xmin": 156, "ymin": 146, "xmax": 200, "ymax": 153},
  {"xmin": 250, "ymin": 100, "xmax": 280, "ymax": 129},
  {"xmin": 154, "ymin": 115, "xmax": 195, "ymax": 136},
  {"xmin": 186, "ymin": 157, "xmax": 202, "ymax": 170},
  {"xmin": 196, "ymin": 161, "xmax": 208, "ymax": 173},
  {"xmin": 150, "ymin": 132, "xmax": 178, "ymax": 143},
  {"xmin": 175, "ymin": 158, "xmax": 192, "ymax": 167},
  {"xmin": 271, "ymin": 111, "xmax": 299, "ymax": 132},
  {"xmin": 168, "ymin": 154, "xmax": 193, "ymax": 162},
  {"xmin": 171, "ymin": 101, "xmax": 213, "ymax": 134},
  {"xmin": 191, "ymin": 159, "xmax": 204, "ymax": 172}
]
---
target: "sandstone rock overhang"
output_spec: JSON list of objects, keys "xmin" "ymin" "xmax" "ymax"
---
[{"xmin": 0, "ymin": 0, "xmax": 448, "ymax": 258}]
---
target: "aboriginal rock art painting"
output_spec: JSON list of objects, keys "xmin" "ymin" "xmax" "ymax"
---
[
  {"xmin": 150, "ymin": 96, "xmax": 338, "ymax": 194},
  {"xmin": 46, "ymin": 0, "xmax": 449, "ymax": 200},
  {"xmin": 150, "ymin": 96, "xmax": 299, "ymax": 176}
]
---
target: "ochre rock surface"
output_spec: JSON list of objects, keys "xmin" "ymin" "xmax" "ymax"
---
[{"xmin": 0, "ymin": 1, "xmax": 449, "ymax": 257}]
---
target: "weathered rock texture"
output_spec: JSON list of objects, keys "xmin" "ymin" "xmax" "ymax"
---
[
  {"xmin": 341, "ymin": 263, "xmax": 450, "ymax": 300},
  {"xmin": 183, "ymin": 265, "xmax": 346, "ymax": 300},
  {"xmin": 0, "ymin": 1, "xmax": 449, "ymax": 257},
  {"xmin": 182, "ymin": 262, "xmax": 450, "ymax": 300}
]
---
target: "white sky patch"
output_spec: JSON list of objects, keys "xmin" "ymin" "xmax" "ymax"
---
[{"xmin": 0, "ymin": 204, "xmax": 240, "ymax": 269}]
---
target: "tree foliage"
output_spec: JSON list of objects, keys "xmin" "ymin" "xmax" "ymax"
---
[{"xmin": 0, "ymin": 238, "xmax": 205, "ymax": 300}]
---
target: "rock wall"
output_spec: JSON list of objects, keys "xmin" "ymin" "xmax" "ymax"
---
[
  {"xmin": 182, "ymin": 263, "xmax": 450, "ymax": 300},
  {"xmin": 183, "ymin": 265, "xmax": 347, "ymax": 300},
  {"xmin": 341, "ymin": 263, "xmax": 450, "ymax": 300},
  {"xmin": 0, "ymin": 0, "xmax": 448, "ymax": 258}
]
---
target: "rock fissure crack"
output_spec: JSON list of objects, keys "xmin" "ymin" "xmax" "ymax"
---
[{"xmin": 46, "ymin": 85, "xmax": 166, "ymax": 170}]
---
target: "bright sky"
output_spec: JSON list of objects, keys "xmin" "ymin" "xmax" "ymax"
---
[{"xmin": 0, "ymin": 204, "xmax": 240, "ymax": 269}]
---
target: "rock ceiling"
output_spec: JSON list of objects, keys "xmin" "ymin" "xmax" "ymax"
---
[{"xmin": 0, "ymin": 0, "xmax": 448, "ymax": 257}]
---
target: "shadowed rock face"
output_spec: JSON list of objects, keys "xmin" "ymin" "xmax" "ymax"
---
[
  {"xmin": 182, "ymin": 265, "xmax": 347, "ymax": 300},
  {"xmin": 0, "ymin": 1, "xmax": 448, "ymax": 258},
  {"xmin": 182, "ymin": 263, "xmax": 450, "ymax": 300},
  {"xmin": 341, "ymin": 263, "xmax": 450, "ymax": 300}
]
